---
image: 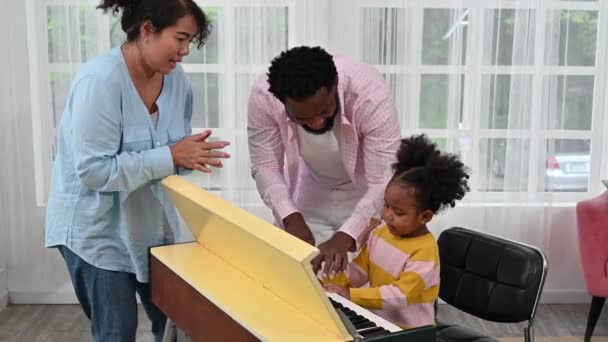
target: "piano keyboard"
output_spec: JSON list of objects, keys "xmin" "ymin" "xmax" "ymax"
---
[{"xmin": 326, "ymin": 292, "xmax": 401, "ymax": 339}]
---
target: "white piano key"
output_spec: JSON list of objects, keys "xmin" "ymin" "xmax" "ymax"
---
[{"xmin": 325, "ymin": 292, "xmax": 401, "ymax": 333}]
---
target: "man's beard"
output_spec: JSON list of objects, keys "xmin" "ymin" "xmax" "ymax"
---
[{"xmin": 301, "ymin": 112, "xmax": 336, "ymax": 135}]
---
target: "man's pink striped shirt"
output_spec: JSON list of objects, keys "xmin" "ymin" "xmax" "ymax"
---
[{"xmin": 247, "ymin": 55, "xmax": 401, "ymax": 246}]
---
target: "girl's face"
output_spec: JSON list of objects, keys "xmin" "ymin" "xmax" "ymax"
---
[{"xmin": 381, "ymin": 178, "xmax": 433, "ymax": 238}]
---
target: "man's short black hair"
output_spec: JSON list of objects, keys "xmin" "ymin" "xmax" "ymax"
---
[{"xmin": 267, "ymin": 46, "xmax": 338, "ymax": 102}]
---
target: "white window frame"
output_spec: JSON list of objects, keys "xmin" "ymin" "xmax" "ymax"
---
[
  {"xmin": 26, "ymin": 0, "xmax": 298, "ymax": 207},
  {"xmin": 343, "ymin": 0, "xmax": 608, "ymax": 204},
  {"xmin": 27, "ymin": 0, "xmax": 608, "ymax": 207}
]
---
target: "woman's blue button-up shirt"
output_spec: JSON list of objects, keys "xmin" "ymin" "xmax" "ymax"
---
[{"xmin": 45, "ymin": 47, "xmax": 193, "ymax": 282}]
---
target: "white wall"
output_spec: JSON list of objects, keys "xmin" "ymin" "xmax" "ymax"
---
[
  {"xmin": 0, "ymin": 228, "xmax": 6, "ymax": 308},
  {"xmin": 0, "ymin": 0, "xmax": 593, "ymax": 306}
]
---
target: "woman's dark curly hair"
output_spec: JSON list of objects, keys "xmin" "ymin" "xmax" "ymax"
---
[
  {"xmin": 267, "ymin": 46, "xmax": 338, "ymax": 102},
  {"xmin": 98, "ymin": 0, "xmax": 212, "ymax": 48},
  {"xmin": 392, "ymin": 134, "xmax": 470, "ymax": 214}
]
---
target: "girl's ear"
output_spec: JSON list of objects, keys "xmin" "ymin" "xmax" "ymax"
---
[{"xmin": 419, "ymin": 210, "xmax": 433, "ymax": 225}]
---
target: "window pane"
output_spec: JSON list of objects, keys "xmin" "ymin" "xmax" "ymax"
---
[
  {"xmin": 234, "ymin": 72, "xmax": 258, "ymax": 128},
  {"xmin": 480, "ymin": 75, "xmax": 532, "ymax": 129},
  {"xmin": 361, "ymin": 8, "xmax": 409, "ymax": 65},
  {"xmin": 483, "ymin": 9, "xmax": 535, "ymax": 65},
  {"xmin": 188, "ymin": 73, "xmax": 220, "ymax": 128},
  {"xmin": 478, "ymin": 139, "xmax": 529, "ymax": 192},
  {"xmin": 539, "ymin": 139, "xmax": 590, "ymax": 192},
  {"xmin": 431, "ymin": 138, "xmax": 448, "ymax": 152},
  {"xmin": 109, "ymin": 14, "xmax": 125, "ymax": 48},
  {"xmin": 545, "ymin": 10, "xmax": 598, "ymax": 66},
  {"xmin": 49, "ymin": 72, "xmax": 73, "ymax": 127},
  {"xmin": 234, "ymin": 7, "xmax": 288, "ymax": 64},
  {"xmin": 235, "ymin": 135, "xmax": 255, "ymax": 191},
  {"xmin": 383, "ymin": 73, "xmax": 411, "ymax": 128},
  {"xmin": 47, "ymin": 6, "xmax": 101, "ymax": 63},
  {"xmin": 419, "ymin": 74, "xmax": 464, "ymax": 129},
  {"xmin": 183, "ymin": 8, "xmax": 220, "ymax": 64},
  {"xmin": 422, "ymin": 8, "xmax": 468, "ymax": 65},
  {"xmin": 542, "ymin": 75, "xmax": 593, "ymax": 130},
  {"xmin": 189, "ymin": 161, "xmax": 224, "ymax": 191}
]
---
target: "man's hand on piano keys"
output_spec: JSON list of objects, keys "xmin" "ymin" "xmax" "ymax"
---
[
  {"xmin": 311, "ymin": 232, "xmax": 355, "ymax": 277},
  {"xmin": 282, "ymin": 212, "xmax": 316, "ymax": 246},
  {"xmin": 324, "ymin": 283, "xmax": 350, "ymax": 300}
]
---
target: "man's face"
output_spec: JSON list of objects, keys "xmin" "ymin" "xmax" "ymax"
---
[{"xmin": 284, "ymin": 85, "xmax": 339, "ymax": 135}]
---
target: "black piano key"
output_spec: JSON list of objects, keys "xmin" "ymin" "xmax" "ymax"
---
[
  {"xmin": 350, "ymin": 315, "xmax": 368, "ymax": 322},
  {"xmin": 361, "ymin": 329, "xmax": 390, "ymax": 339},
  {"xmin": 359, "ymin": 327, "xmax": 387, "ymax": 337},
  {"xmin": 344, "ymin": 310, "xmax": 358, "ymax": 317},
  {"xmin": 329, "ymin": 298, "xmax": 346, "ymax": 310},
  {"xmin": 354, "ymin": 321, "xmax": 375, "ymax": 330},
  {"xmin": 351, "ymin": 319, "xmax": 369, "ymax": 328},
  {"xmin": 344, "ymin": 311, "xmax": 357, "ymax": 318},
  {"xmin": 350, "ymin": 316, "xmax": 367, "ymax": 322},
  {"xmin": 330, "ymin": 297, "xmax": 394, "ymax": 340}
]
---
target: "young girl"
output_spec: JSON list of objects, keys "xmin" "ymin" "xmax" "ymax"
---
[{"xmin": 324, "ymin": 134, "xmax": 470, "ymax": 329}]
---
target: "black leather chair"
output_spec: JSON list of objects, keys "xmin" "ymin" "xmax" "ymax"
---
[{"xmin": 435, "ymin": 227, "xmax": 547, "ymax": 342}]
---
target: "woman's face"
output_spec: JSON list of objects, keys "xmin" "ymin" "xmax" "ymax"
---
[{"xmin": 142, "ymin": 14, "xmax": 198, "ymax": 74}]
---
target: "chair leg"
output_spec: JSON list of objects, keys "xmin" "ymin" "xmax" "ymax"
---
[
  {"xmin": 585, "ymin": 296, "xmax": 606, "ymax": 342},
  {"xmin": 524, "ymin": 322, "xmax": 534, "ymax": 342}
]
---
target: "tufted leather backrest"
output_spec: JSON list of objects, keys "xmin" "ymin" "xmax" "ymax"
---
[{"xmin": 438, "ymin": 227, "xmax": 547, "ymax": 323}]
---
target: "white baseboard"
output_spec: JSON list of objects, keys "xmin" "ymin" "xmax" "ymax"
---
[
  {"xmin": 7, "ymin": 288, "xmax": 593, "ymax": 305},
  {"xmin": 9, "ymin": 290, "xmax": 78, "ymax": 304},
  {"xmin": 0, "ymin": 268, "xmax": 7, "ymax": 308},
  {"xmin": 0, "ymin": 291, "xmax": 7, "ymax": 308},
  {"xmin": 540, "ymin": 289, "xmax": 592, "ymax": 304}
]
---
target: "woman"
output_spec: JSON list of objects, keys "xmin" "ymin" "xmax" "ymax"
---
[{"xmin": 44, "ymin": 1, "xmax": 229, "ymax": 341}]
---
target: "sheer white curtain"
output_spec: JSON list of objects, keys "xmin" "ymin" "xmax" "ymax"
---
[
  {"xmin": 2, "ymin": 0, "xmax": 300, "ymax": 303},
  {"xmin": 184, "ymin": 1, "xmax": 295, "ymax": 223},
  {"xmin": 6, "ymin": 0, "xmax": 608, "ymax": 303},
  {"xmin": 185, "ymin": 0, "xmax": 334, "ymax": 222},
  {"xmin": 0, "ymin": 0, "xmax": 25, "ymax": 307},
  {"xmin": 356, "ymin": 0, "xmax": 607, "ymax": 300},
  {"xmin": 28, "ymin": 0, "xmax": 300, "ymax": 227},
  {"xmin": 2, "ymin": 0, "xmax": 66, "ymax": 304}
]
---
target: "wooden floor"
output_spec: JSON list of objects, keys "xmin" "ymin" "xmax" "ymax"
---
[{"xmin": 0, "ymin": 303, "xmax": 607, "ymax": 341}]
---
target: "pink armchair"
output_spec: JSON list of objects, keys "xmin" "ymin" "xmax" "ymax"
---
[{"xmin": 576, "ymin": 190, "xmax": 608, "ymax": 342}]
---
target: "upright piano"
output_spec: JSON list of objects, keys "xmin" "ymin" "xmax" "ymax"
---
[{"xmin": 150, "ymin": 176, "xmax": 436, "ymax": 341}]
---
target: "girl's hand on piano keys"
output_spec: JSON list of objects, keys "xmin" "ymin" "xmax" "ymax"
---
[{"xmin": 324, "ymin": 284, "xmax": 350, "ymax": 300}]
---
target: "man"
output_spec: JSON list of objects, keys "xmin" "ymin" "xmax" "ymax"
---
[{"xmin": 247, "ymin": 46, "xmax": 401, "ymax": 275}]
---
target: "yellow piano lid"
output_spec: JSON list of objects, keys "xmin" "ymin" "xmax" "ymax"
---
[
  {"xmin": 152, "ymin": 242, "xmax": 346, "ymax": 342},
  {"xmin": 160, "ymin": 175, "xmax": 352, "ymax": 341}
]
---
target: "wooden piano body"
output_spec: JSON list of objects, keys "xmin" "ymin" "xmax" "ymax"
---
[{"xmin": 150, "ymin": 175, "xmax": 435, "ymax": 341}]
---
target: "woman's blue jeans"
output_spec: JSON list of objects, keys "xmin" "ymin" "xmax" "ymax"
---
[{"xmin": 58, "ymin": 245, "xmax": 167, "ymax": 342}]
